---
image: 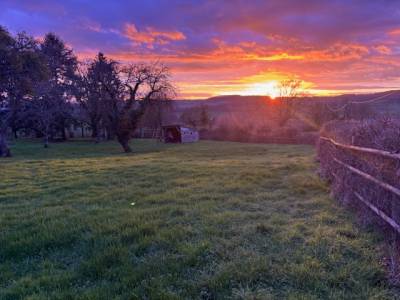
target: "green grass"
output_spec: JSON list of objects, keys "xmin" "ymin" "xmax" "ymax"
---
[{"xmin": 0, "ymin": 139, "xmax": 394, "ymax": 299}]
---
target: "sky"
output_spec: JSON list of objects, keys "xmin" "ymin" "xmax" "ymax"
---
[{"xmin": 1, "ymin": 0, "xmax": 400, "ymax": 99}]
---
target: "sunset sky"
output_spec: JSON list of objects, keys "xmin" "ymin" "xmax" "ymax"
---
[{"xmin": 1, "ymin": 0, "xmax": 400, "ymax": 99}]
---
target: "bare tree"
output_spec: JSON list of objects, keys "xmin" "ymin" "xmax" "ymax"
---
[
  {"xmin": 78, "ymin": 54, "xmax": 176, "ymax": 152},
  {"xmin": 276, "ymin": 79, "xmax": 301, "ymax": 126},
  {"xmin": 116, "ymin": 61, "xmax": 176, "ymax": 152}
]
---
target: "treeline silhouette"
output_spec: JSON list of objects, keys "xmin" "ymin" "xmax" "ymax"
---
[{"xmin": 0, "ymin": 26, "xmax": 175, "ymax": 157}]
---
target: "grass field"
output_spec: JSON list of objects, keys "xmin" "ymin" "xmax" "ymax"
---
[{"xmin": 0, "ymin": 139, "xmax": 394, "ymax": 299}]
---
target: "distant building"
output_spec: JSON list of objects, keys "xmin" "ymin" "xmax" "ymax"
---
[{"xmin": 162, "ymin": 125, "xmax": 199, "ymax": 143}]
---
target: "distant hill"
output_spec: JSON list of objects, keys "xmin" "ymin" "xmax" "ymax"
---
[
  {"xmin": 171, "ymin": 90, "xmax": 400, "ymax": 116},
  {"xmin": 171, "ymin": 95, "xmax": 271, "ymax": 115}
]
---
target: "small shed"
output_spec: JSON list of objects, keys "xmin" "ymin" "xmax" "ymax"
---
[{"xmin": 162, "ymin": 125, "xmax": 199, "ymax": 143}]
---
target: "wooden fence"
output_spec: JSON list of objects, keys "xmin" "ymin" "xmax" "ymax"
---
[{"xmin": 318, "ymin": 136, "xmax": 400, "ymax": 235}]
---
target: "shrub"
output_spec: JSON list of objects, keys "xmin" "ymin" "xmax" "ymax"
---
[{"xmin": 351, "ymin": 117, "xmax": 400, "ymax": 152}]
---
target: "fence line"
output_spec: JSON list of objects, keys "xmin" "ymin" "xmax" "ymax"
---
[
  {"xmin": 319, "ymin": 136, "xmax": 400, "ymax": 160},
  {"xmin": 320, "ymin": 136, "xmax": 400, "ymax": 234}
]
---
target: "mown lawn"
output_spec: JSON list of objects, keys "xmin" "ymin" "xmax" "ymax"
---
[{"xmin": 0, "ymin": 139, "xmax": 394, "ymax": 299}]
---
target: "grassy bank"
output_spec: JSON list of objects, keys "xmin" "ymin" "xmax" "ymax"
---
[{"xmin": 0, "ymin": 139, "xmax": 393, "ymax": 299}]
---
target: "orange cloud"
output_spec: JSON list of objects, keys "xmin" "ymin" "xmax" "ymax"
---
[
  {"xmin": 246, "ymin": 52, "xmax": 304, "ymax": 61},
  {"xmin": 388, "ymin": 28, "xmax": 400, "ymax": 36},
  {"xmin": 304, "ymin": 43, "xmax": 369, "ymax": 61},
  {"xmin": 374, "ymin": 45, "xmax": 392, "ymax": 55},
  {"xmin": 124, "ymin": 23, "xmax": 185, "ymax": 47}
]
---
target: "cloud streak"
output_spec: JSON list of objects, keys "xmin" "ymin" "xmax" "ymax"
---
[{"xmin": 124, "ymin": 23, "xmax": 185, "ymax": 48}]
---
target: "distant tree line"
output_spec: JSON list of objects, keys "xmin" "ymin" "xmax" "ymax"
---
[{"xmin": 0, "ymin": 26, "xmax": 175, "ymax": 157}]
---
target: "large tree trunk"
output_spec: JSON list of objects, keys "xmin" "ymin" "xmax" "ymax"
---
[
  {"xmin": 117, "ymin": 132, "xmax": 132, "ymax": 153},
  {"xmin": 115, "ymin": 102, "xmax": 147, "ymax": 153},
  {"xmin": 91, "ymin": 123, "xmax": 102, "ymax": 143},
  {"xmin": 0, "ymin": 131, "xmax": 11, "ymax": 157}
]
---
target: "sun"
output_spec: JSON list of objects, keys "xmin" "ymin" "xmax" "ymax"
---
[{"xmin": 238, "ymin": 81, "xmax": 280, "ymax": 99}]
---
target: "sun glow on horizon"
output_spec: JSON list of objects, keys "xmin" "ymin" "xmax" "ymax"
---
[
  {"xmin": 238, "ymin": 81, "xmax": 280, "ymax": 98},
  {"xmin": 175, "ymin": 77, "xmax": 396, "ymax": 100}
]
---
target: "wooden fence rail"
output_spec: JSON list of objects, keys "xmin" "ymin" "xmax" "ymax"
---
[
  {"xmin": 333, "ymin": 157, "xmax": 400, "ymax": 197},
  {"xmin": 320, "ymin": 136, "xmax": 400, "ymax": 234},
  {"xmin": 319, "ymin": 136, "xmax": 400, "ymax": 160},
  {"xmin": 354, "ymin": 192, "xmax": 400, "ymax": 235}
]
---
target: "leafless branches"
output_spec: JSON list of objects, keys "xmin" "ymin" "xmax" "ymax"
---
[
  {"xmin": 76, "ymin": 55, "xmax": 176, "ymax": 152},
  {"xmin": 121, "ymin": 61, "xmax": 176, "ymax": 103},
  {"xmin": 276, "ymin": 79, "xmax": 301, "ymax": 126}
]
